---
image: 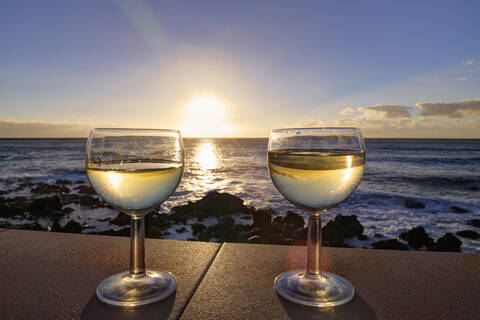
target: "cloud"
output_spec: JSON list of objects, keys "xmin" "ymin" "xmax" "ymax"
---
[
  {"xmin": 416, "ymin": 98, "xmax": 480, "ymax": 118},
  {"xmin": 339, "ymin": 107, "xmax": 354, "ymax": 115},
  {"xmin": 296, "ymin": 119, "xmax": 331, "ymax": 127},
  {"xmin": 457, "ymin": 77, "xmax": 467, "ymax": 81},
  {"xmin": 358, "ymin": 104, "xmax": 411, "ymax": 119},
  {"xmin": 462, "ymin": 59, "xmax": 476, "ymax": 65},
  {"xmin": 0, "ymin": 119, "xmax": 91, "ymax": 138}
]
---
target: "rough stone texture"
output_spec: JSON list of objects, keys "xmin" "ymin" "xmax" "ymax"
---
[
  {"xmin": 0, "ymin": 229, "xmax": 220, "ymax": 320},
  {"xmin": 181, "ymin": 242, "xmax": 480, "ymax": 320}
]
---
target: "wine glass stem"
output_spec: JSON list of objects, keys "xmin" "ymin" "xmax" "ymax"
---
[
  {"xmin": 306, "ymin": 214, "xmax": 322, "ymax": 277},
  {"xmin": 130, "ymin": 216, "xmax": 146, "ymax": 276}
]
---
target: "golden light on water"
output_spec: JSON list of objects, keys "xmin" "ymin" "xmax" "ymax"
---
[
  {"xmin": 184, "ymin": 141, "xmax": 229, "ymax": 192},
  {"xmin": 180, "ymin": 95, "xmax": 236, "ymax": 137},
  {"xmin": 195, "ymin": 142, "xmax": 218, "ymax": 170}
]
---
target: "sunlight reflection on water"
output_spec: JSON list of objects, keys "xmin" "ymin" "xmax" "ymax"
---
[
  {"xmin": 186, "ymin": 141, "xmax": 229, "ymax": 193},
  {"xmin": 195, "ymin": 142, "xmax": 218, "ymax": 170}
]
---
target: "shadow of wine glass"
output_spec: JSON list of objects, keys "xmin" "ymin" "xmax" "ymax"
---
[
  {"xmin": 80, "ymin": 292, "xmax": 176, "ymax": 320},
  {"xmin": 278, "ymin": 293, "xmax": 377, "ymax": 320}
]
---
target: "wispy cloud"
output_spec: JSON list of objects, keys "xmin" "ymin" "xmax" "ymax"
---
[
  {"xmin": 0, "ymin": 119, "xmax": 91, "ymax": 138},
  {"xmin": 298, "ymin": 98, "xmax": 480, "ymax": 138},
  {"xmin": 457, "ymin": 77, "xmax": 467, "ymax": 81},
  {"xmin": 416, "ymin": 98, "xmax": 480, "ymax": 118},
  {"xmin": 462, "ymin": 59, "xmax": 476, "ymax": 65},
  {"xmin": 339, "ymin": 107, "xmax": 354, "ymax": 115},
  {"xmin": 358, "ymin": 104, "xmax": 411, "ymax": 119}
]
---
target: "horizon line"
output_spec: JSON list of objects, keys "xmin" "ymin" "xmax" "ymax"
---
[{"xmin": 1, "ymin": 137, "xmax": 480, "ymax": 140}]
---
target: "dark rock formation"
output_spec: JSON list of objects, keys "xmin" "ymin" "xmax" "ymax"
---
[
  {"xmin": 0, "ymin": 196, "xmax": 31, "ymax": 217},
  {"xmin": 404, "ymin": 199, "xmax": 425, "ymax": 209},
  {"xmin": 172, "ymin": 191, "xmax": 249, "ymax": 218},
  {"xmin": 191, "ymin": 223, "xmax": 207, "ymax": 236},
  {"xmin": 272, "ymin": 215, "xmax": 283, "ymax": 225},
  {"xmin": 61, "ymin": 220, "xmax": 83, "ymax": 233},
  {"xmin": 29, "ymin": 196, "xmax": 63, "ymax": 216},
  {"xmin": 467, "ymin": 219, "xmax": 480, "ymax": 228},
  {"xmin": 398, "ymin": 227, "xmax": 433, "ymax": 250},
  {"xmin": 74, "ymin": 185, "xmax": 96, "ymax": 195},
  {"xmin": 455, "ymin": 230, "xmax": 480, "ymax": 240},
  {"xmin": 432, "ymin": 233, "xmax": 462, "ymax": 252},
  {"xmin": 50, "ymin": 220, "xmax": 62, "ymax": 232},
  {"xmin": 55, "ymin": 179, "xmax": 72, "ymax": 185},
  {"xmin": 62, "ymin": 207, "xmax": 74, "ymax": 214},
  {"xmin": 251, "ymin": 208, "xmax": 273, "ymax": 228},
  {"xmin": 283, "ymin": 211, "xmax": 305, "ymax": 229},
  {"xmin": 372, "ymin": 239, "xmax": 408, "ymax": 250},
  {"xmin": 31, "ymin": 183, "xmax": 70, "ymax": 194},
  {"xmin": 450, "ymin": 206, "xmax": 469, "ymax": 214},
  {"xmin": 79, "ymin": 195, "xmax": 99, "ymax": 207},
  {"xmin": 322, "ymin": 214, "xmax": 364, "ymax": 246},
  {"xmin": 110, "ymin": 213, "xmax": 130, "ymax": 226},
  {"xmin": 176, "ymin": 227, "xmax": 186, "ymax": 233}
]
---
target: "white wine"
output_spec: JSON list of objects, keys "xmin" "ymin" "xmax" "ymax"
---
[
  {"xmin": 86, "ymin": 161, "xmax": 183, "ymax": 214},
  {"xmin": 268, "ymin": 150, "xmax": 365, "ymax": 212}
]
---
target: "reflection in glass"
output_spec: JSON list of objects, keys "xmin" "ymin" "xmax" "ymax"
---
[
  {"xmin": 86, "ymin": 128, "xmax": 184, "ymax": 306},
  {"xmin": 268, "ymin": 127, "xmax": 365, "ymax": 307}
]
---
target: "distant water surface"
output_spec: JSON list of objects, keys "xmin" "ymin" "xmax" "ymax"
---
[{"xmin": 0, "ymin": 138, "xmax": 479, "ymax": 252}]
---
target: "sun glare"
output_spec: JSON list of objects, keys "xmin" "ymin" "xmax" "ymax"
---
[
  {"xmin": 195, "ymin": 142, "xmax": 218, "ymax": 170},
  {"xmin": 180, "ymin": 95, "xmax": 235, "ymax": 137}
]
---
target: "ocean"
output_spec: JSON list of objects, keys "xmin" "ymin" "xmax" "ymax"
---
[{"xmin": 1, "ymin": 138, "xmax": 479, "ymax": 252}]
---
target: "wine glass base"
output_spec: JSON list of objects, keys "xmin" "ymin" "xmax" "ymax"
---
[
  {"xmin": 96, "ymin": 270, "xmax": 177, "ymax": 307},
  {"xmin": 274, "ymin": 270, "xmax": 354, "ymax": 307}
]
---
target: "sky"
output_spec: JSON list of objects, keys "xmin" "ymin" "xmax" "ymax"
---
[{"xmin": 0, "ymin": 0, "xmax": 479, "ymax": 138}]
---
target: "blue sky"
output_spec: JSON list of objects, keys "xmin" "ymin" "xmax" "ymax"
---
[{"xmin": 0, "ymin": 0, "xmax": 479, "ymax": 137}]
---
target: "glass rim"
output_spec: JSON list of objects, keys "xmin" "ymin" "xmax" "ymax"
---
[
  {"xmin": 271, "ymin": 127, "xmax": 361, "ymax": 133},
  {"xmin": 91, "ymin": 128, "xmax": 181, "ymax": 134}
]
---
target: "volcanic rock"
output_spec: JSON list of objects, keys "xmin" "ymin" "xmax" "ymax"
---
[
  {"xmin": 450, "ymin": 206, "xmax": 469, "ymax": 213},
  {"xmin": 372, "ymin": 239, "xmax": 408, "ymax": 250},
  {"xmin": 455, "ymin": 230, "xmax": 480, "ymax": 240},
  {"xmin": 322, "ymin": 214, "xmax": 364, "ymax": 245},
  {"xmin": 55, "ymin": 179, "xmax": 72, "ymax": 185},
  {"xmin": 61, "ymin": 220, "xmax": 83, "ymax": 233},
  {"xmin": 74, "ymin": 185, "xmax": 96, "ymax": 195},
  {"xmin": 398, "ymin": 227, "xmax": 433, "ymax": 250},
  {"xmin": 404, "ymin": 199, "xmax": 425, "ymax": 209},
  {"xmin": 172, "ymin": 191, "xmax": 249, "ymax": 217},
  {"xmin": 29, "ymin": 195, "xmax": 62, "ymax": 216},
  {"xmin": 432, "ymin": 233, "xmax": 462, "ymax": 252},
  {"xmin": 251, "ymin": 208, "xmax": 273, "ymax": 228},
  {"xmin": 467, "ymin": 219, "xmax": 480, "ymax": 228}
]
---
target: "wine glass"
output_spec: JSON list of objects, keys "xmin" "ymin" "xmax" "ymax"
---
[
  {"xmin": 268, "ymin": 127, "xmax": 365, "ymax": 307},
  {"xmin": 86, "ymin": 128, "xmax": 184, "ymax": 306}
]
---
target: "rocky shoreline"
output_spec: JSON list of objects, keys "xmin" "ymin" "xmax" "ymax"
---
[{"xmin": 1, "ymin": 178, "xmax": 479, "ymax": 252}]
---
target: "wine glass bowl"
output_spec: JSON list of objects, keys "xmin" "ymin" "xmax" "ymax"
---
[
  {"xmin": 86, "ymin": 128, "xmax": 184, "ymax": 306},
  {"xmin": 268, "ymin": 127, "xmax": 365, "ymax": 307}
]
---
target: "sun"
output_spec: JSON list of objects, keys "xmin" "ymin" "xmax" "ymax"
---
[{"xmin": 180, "ymin": 95, "xmax": 236, "ymax": 137}]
